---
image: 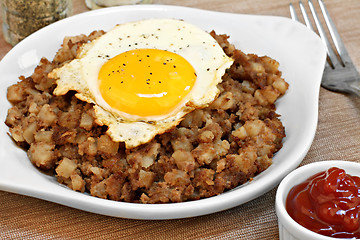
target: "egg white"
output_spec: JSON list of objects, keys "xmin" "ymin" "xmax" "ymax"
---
[{"xmin": 49, "ymin": 18, "xmax": 233, "ymax": 148}]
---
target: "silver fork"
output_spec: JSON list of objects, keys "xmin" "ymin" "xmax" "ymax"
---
[{"xmin": 289, "ymin": 0, "xmax": 360, "ymax": 97}]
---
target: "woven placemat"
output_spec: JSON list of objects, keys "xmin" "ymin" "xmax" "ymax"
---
[{"xmin": 1, "ymin": 0, "xmax": 360, "ymax": 239}]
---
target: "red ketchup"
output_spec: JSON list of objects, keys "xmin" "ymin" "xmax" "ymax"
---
[{"xmin": 286, "ymin": 167, "xmax": 360, "ymax": 238}]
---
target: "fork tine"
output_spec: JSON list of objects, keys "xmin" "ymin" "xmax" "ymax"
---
[
  {"xmin": 289, "ymin": 3, "xmax": 299, "ymax": 21},
  {"xmin": 290, "ymin": 1, "xmax": 331, "ymax": 68},
  {"xmin": 290, "ymin": 1, "xmax": 360, "ymax": 97},
  {"xmin": 318, "ymin": 0, "xmax": 351, "ymax": 65},
  {"xmin": 308, "ymin": 0, "xmax": 340, "ymax": 67},
  {"xmin": 299, "ymin": 1, "xmax": 315, "ymax": 31}
]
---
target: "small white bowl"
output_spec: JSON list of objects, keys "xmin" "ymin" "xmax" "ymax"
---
[{"xmin": 275, "ymin": 160, "xmax": 360, "ymax": 240}]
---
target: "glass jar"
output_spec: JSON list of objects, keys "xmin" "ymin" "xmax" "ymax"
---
[
  {"xmin": 1, "ymin": 0, "xmax": 72, "ymax": 46},
  {"xmin": 85, "ymin": 0, "xmax": 152, "ymax": 10}
]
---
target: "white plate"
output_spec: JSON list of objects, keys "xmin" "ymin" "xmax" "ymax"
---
[{"xmin": 0, "ymin": 5, "xmax": 326, "ymax": 220}]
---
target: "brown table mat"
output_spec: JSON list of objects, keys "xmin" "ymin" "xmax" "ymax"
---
[{"xmin": 1, "ymin": 0, "xmax": 360, "ymax": 239}]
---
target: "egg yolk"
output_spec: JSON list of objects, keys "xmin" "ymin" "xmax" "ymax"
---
[{"xmin": 98, "ymin": 49, "xmax": 196, "ymax": 117}]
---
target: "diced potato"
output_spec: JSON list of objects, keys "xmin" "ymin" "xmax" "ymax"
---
[
  {"xmin": 78, "ymin": 137, "xmax": 97, "ymax": 156},
  {"xmin": 58, "ymin": 110, "xmax": 81, "ymax": 129},
  {"xmin": 192, "ymin": 143, "xmax": 216, "ymax": 165},
  {"xmin": 138, "ymin": 170, "xmax": 155, "ymax": 188},
  {"xmin": 9, "ymin": 126, "xmax": 24, "ymax": 142},
  {"xmin": 97, "ymin": 135, "xmax": 119, "ymax": 155},
  {"xmin": 260, "ymin": 56, "xmax": 279, "ymax": 74},
  {"xmin": 254, "ymin": 89, "xmax": 268, "ymax": 106},
  {"xmin": 89, "ymin": 166, "xmax": 108, "ymax": 181},
  {"xmin": 79, "ymin": 112, "xmax": 94, "ymax": 130},
  {"xmin": 56, "ymin": 157, "xmax": 77, "ymax": 179},
  {"xmin": 258, "ymin": 86, "xmax": 280, "ymax": 104},
  {"xmin": 197, "ymin": 130, "xmax": 214, "ymax": 143},
  {"xmin": 23, "ymin": 121, "xmax": 37, "ymax": 144},
  {"xmin": 243, "ymin": 120, "xmax": 265, "ymax": 137},
  {"xmin": 164, "ymin": 169, "xmax": 190, "ymax": 186},
  {"xmin": 90, "ymin": 180, "xmax": 107, "ymax": 199},
  {"xmin": 210, "ymin": 92, "xmax": 236, "ymax": 110},
  {"xmin": 70, "ymin": 173, "xmax": 85, "ymax": 192},
  {"xmin": 34, "ymin": 130, "xmax": 53, "ymax": 143},
  {"xmin": 28, "ymin": 142, "xmax": 55, "ymax": 170},
  {"xmin": 214, "ymin": 140, "xmax": 230, "ymax": 157},
  {"xmin": 38, "ymin": 104, "xmax": 57, "ymax": 127},
  {"xmin": 241, "ymin": 80, "xmax": 256, "ymax": 94},
  {"xmin": 230, "ymin": 150, "xmax": 257, "ymax": 175},
  {"xmin": 172, "ymin": 150, "xmax": 195, "ymax": 172},
  {"xmin": 232, "ymin": 126, "xmax": 247, "ymax": 139},
  {"xmin": 5, "ymin": 107, "xmax": 22, "ymax": 127},
  {"xmin": 272, "ymin": 77, "xmax": 289, "ymax": 95},
  {"xmin": 7, "ymin": 84, "xmax": 25, "ymax": 103}
]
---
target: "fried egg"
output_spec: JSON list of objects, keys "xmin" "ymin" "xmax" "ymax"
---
[{"xmin": 49, "ymin": 19, "xmax": 234, "ymax": 148}]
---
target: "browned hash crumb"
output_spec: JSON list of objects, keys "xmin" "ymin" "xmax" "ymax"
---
[{"xmin": 5, "ymin": 30, "xmax": 288, "ymax": 203}]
